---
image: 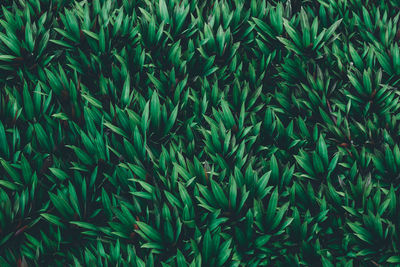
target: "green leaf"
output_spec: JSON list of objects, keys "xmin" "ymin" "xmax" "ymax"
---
[
  {"xmin": 283, "ymin": 19, "xmax": 302, "ymax": 47},
  {"xmin": 349, "ymin": 44, "xmax": 364, "ymax": 70},
  {"xmin": 0, "ymin": 122, "xmax": 9, "ymax": 158},
  {"xmin": 23, "ymin": 83, "xmax": 34, "ymax": 120},
  {"xmin": 221, "ymin": 100, "xmax": 235, "ymax": 128},
  {"xmin": 164, "ymin": 105, "xmax": 178, "ymax": 134},
  {"xmin": 210, "ymin": 179, "xmax": 228, "ymax": 208},
  {"xmin": 104, "ymin": 121, "xmax": 128, "ymax": 138},
  {"xmin": 121, "ymin": 76, "xmax": 131, "ymax": 107},
  {"xmin": 325, "ymin": 19, "xmax": 342, "ymax": 40},
  {"xmin": 0, "ymin": 180, "xmax": 18, "ymax": 190},
  {"xmin": 387, "ymin": 256, "xmax": 400, "ymax": 263},
  {"xmin": 270, "ymin": 155, "xmax": 279, "ymax": 184},
  {"xmin": 49, "ymin": 168, "xmax": 69, "ymax": 181},
  {"xmin": 82, "ymin": 93, "xmax": 103, "ymax": 109},
  {"xmin": 202, "ymin": 229, "xmax": 212, "ymax": 261},
  {"xmin": 159, "ymin": 0, "xmax": 170, "ymax": 23},
  {"xmin": 41, "ymin": 213, "xmax": 64, "ymax": 227},
  {"xmin": 318, "ymin": 135, "xmax": 328, "ymax": 167},
  {"xmin": 0, "ymin": 158, "xmax": 20, "ymax": 182},
  {"xmin": 25, "ymin": 23, "xmax": 34, "ymax": 52},
  {"xmin": 0, "ymin": 55, "xmax": 16, "ymax": 62},
  {"xmin": 136, "ymin": 222, "xmax": 163, "ymax": 243},
  {"xmin": 265, "ymin": 189, "xmax": 278, "ymax": 226}
]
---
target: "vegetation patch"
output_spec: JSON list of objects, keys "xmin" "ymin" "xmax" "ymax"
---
[{"xmin": 0, "ymin": 0, "xmax": 399, "ymax": 266}]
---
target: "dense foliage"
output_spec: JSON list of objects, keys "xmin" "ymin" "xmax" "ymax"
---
[{"xmin": 1, "ymin": 0, "xmax": 400, "ymax": 266}]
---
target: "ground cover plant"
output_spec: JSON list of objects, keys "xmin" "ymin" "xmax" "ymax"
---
[{"xmin": 1, "ymin": 0, "xmax": 400, "ymax": 266}]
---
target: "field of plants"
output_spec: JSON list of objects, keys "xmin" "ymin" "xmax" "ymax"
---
[{"xmin": 1, "ymin": 0, "xmax": 400, "ymax": 266}]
